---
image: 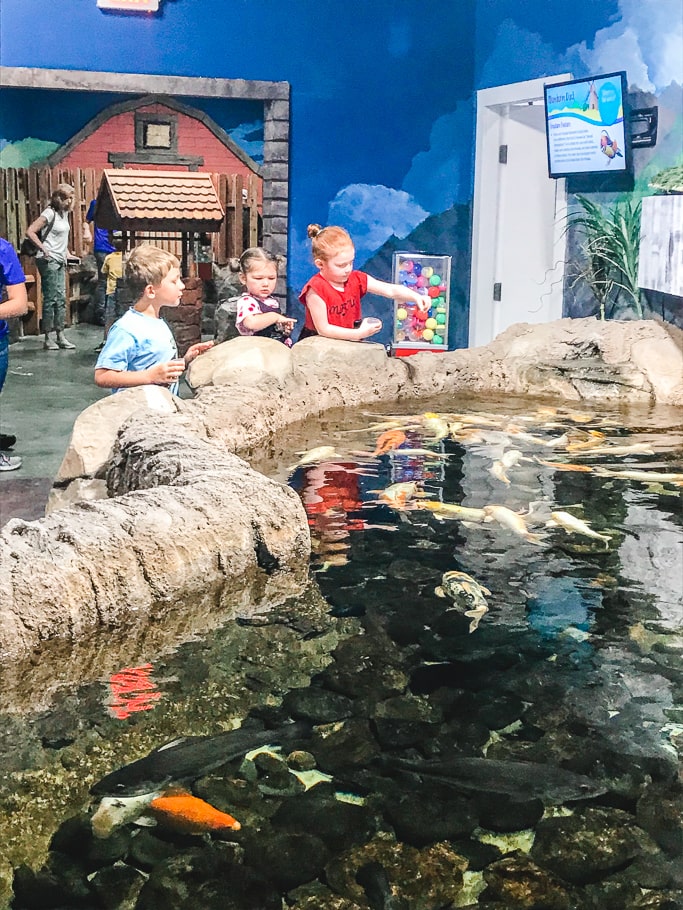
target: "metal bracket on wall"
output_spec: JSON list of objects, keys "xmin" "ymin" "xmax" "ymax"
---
[
  {"xmin": 493, "ymin": 282, "xmax": 502, "ymax": 301},
  {"xmin": 499, "ymin": 145, "xmax": 508, "ymax": 164},
  {"xmin": 630, "ymin": 108, "xmax": 658, "ymax": 148}
]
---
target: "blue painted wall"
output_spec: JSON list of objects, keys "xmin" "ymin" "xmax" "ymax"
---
[{"xmin": 1, "ymin": 0, "xmax": 681, "ymax": 338}]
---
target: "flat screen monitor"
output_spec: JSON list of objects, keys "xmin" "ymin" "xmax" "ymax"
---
[{"xmin": 544, "ymin": 72, "xmax": 629, "ymax": 178}]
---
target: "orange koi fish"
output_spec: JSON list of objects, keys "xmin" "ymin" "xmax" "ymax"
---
[
  {"xmin": 373, "ymin": 429, "xmax": 407, "ymax": 456},
  {"xmin": 535, "ymin": 458, "xmax": 594, "ymax": 473},
  {"xmin": 148, "ymin": 792, "xmax": 241, "ymax": 835}
]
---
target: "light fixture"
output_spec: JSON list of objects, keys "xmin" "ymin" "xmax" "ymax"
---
[{"xmin": 97, "ymin": 0, "xmax": 161, "ymax": 11}]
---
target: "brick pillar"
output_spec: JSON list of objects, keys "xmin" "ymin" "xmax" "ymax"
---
[
  {"xmin": 161, "ymin": 277, "xmax": 203, "ymax": 356},
  {"xmin": 262, "ymin": 92, "xmax": 290, "ymax": 303}
]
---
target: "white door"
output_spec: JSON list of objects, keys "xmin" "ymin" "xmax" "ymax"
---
[{"xmin": 469, "ymin": 75, "xmax": 571, "ymax": 348}]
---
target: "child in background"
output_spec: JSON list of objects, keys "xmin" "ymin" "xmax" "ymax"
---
[
  {"xmin": 235, "ymin": 247, "xmax": 296, "ymax": 345},
  {"xmin": 95, "ymin": 244, "xmax": 213, "ymax": 395},
  {"xmin": 95, "ymin": 232, "xmax": 124, "ymax": 351},
  {"xmin": 299, "ymin": 224, "xmax": 429, "ymax": 341}
]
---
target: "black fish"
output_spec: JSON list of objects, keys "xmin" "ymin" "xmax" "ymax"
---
[
  {"xmin": 91, "ymin": 721, "xmax": 311, "ymax": 796},
  {"xmin": 378, "ymin": 755, "xmax": 607, "ymax": 804}
]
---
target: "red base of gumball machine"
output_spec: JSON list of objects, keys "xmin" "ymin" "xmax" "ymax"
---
[{"xmin": 392, "ymin": 346, "xmax": 447, "ymax": 357}]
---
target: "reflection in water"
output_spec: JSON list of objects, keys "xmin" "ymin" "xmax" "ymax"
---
[{"xmin": 107, "ymin": 663, "xmax": 162, "ymax": 720}]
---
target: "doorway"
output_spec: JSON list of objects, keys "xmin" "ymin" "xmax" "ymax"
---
[{"xmin": 469, "ymin": 75, "xmax": 571, "ymax": 347}]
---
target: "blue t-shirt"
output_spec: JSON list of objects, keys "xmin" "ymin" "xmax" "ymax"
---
[
  {"xmin": 86, "ymin": 199, "xmax": 115, "ymax": 254},
  {"xmin": 0, "ymin": 238, "xmax": 26, "ymax": 340},
  {"xmin": 95, "ymin": 307, "xmax": 179, "ymax": 394}
]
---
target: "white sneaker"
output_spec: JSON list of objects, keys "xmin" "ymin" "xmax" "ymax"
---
[
  {"xmin": 56, "ymin": 333, "xmax": 76, "ymax": 350},
  {"xmin": 0, "ymin": 453, "xmax": 21, "ymax": 471}
]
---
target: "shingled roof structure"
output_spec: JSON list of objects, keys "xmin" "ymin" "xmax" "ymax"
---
[{"xmin": 95, "ymin": 169, "xmax": 225, "ymax": 232}]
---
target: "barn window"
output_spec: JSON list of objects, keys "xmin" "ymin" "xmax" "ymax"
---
[{"xmin": 135, "ymin": 112, "xmax": 178, "ymax": 152}]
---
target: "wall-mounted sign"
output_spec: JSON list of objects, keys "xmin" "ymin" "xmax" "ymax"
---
[
  {"xmin": 544, "ymin": 71, "xmax": 630, "ymax": 178},
  {"xmin": 97, "ymin": 0, "xmax": 160, "ymax": 11}
]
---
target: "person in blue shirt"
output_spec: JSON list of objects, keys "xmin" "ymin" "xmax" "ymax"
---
[
  {"xmin": 86, "ymin": 198, "xmax": 115, "ymax": 327},
  {"xmin": 95, "ymin": 244, "xmax": 213, "ymax": 395},
  {"xmin": 0, "ymin": 238, "xmax": 28, "ymax": 470}
]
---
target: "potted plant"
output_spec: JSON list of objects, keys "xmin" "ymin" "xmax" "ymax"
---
[{"xmin": 568, "ymin": 194, "xmax": 643, "ymax": 320}]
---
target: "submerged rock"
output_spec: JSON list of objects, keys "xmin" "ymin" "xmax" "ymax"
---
[
  {"xmin": 325, "ymin": 834, "xmax": 469, "ymax": 909},
  {"xmin": 482, "ymin": 852, "xmax": 574, "ymax": 909},
  {"xmin": 531, "ymin": 807, "xmax": 655, "ymax": 885}
]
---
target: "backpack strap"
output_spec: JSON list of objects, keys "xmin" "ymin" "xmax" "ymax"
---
[{"xmin": 41, "ymin": 209, "xmax": 57, "ymax": 242}]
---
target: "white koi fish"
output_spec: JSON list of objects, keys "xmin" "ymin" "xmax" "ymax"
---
[
  {"xmin": 483, "ymin": 505, "xmax": 541, "ymax": 544},
  {"xmin": 289, "ymin": 445, "xmax": 340, "ymax": 470},
  {"xmin": 421, "ymin": 412, "xmax": 450, "ymax": 441},
  {"xmin": 376, "ymin": 481, "xmax": 420, "ymax": 509},
  {"xmin": 415, "ymin": 500, "xmax": 487, "ymax": 522},
  {"xmin": 91, "ymin": 791, "xmax": 162, "ymax": 838},
  {"xmin": 577, "ymin": 442, "xmax": 655, "ymax": 457},
  {"xmin": 490, "ymin": 449, "xmax": 525, "ymax": 484},
  {"xmin": 593, "ymin": 467, "xmax": 683, "ymax": 486},
  {"xmin": 546, "ymin": 511, "xmax": 612, "ymax": 548}
]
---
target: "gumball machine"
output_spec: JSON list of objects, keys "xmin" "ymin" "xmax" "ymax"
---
[{"xmin": 391, "ymin": 252, "xmax": 451, "ymax": 356}]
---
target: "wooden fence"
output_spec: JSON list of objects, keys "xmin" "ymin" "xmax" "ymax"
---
[{"xmin": 0, "ymin": 167, "xmax": 261, "ymax": 264}]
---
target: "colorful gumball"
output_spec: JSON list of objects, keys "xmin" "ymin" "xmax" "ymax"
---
[
  {"xmin": 436, "ymin": 313, "xmax": 446, "ymax": 325},
  {"xmin": 422, "ymin": 266, "xmax": 433, "ymax": 279},
  {"xmin": 429, "ymin": 274, "xmax": 441, "ymax": 286},
  {"xmin": 396, "ymin": 307, "xmax": 408, "ymax": 321},
  {"xmin": 405, "ymin": 274, "xmax": 417, "ymax": 286},
  {"xmin": 422, "ymin": 328, "xmax": 434, "ymax": 342},
  {"xmin": 433, "ymin": 334, "xmax": 444, "ymax": 345},
  {"xmin": 413, "ymin": 263, "xmax": 422, "ymax": 276},
  {"xmin": 425, "ymin": 317, "xmax": 437, "ymax": 330},
  {"xmin": 428, "ymin": 286, "xmax": 440, "ymax": 298},
  {"xmin": 416, "ymin": 276, "xmax": 426, "ymax": 288},
  {"xmin": 414, "ymin": 308, "xmax": 429, "ymax": 322},
  {"xmin": 401, "ymin": 260, "xmax": 414, "ymax": 272}
]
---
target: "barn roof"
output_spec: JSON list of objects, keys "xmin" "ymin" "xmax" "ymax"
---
[
  {"xmin": 47, "ymin": 93, "xmax": 261, "ymax": 175},
  {"xmin": 95, "ymin": 169, "xmax": 225, "ymax": 232}
]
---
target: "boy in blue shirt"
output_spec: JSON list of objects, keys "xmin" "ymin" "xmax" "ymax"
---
[{"xmin": 95, "ymin": 244, "xmax": 213, "ymax": 395}]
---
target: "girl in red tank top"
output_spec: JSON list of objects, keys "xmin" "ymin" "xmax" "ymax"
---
[{"xmin": 298, "ymin": 224, "xmax": 428, "ymax": 342}]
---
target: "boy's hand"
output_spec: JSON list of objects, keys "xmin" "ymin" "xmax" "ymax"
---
[
  {"xmin": 150, "ymin": 359, "xmax": 186, "ymax": 385},
  {"xmin": 414, "ymin": 293, "xmax": 430, "ymax": 313},
  {"xmin": 184, "ymin": 340, "xmax": 215, "ymax": 363}
]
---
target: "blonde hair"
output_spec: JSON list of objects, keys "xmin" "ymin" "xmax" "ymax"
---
[
  {"xmin": 307, "ymin": 223, "xmax": 353, "ymax": 263},
  {"xmin": 50, "ymin": 183, "xmax": 75, "ymax": 210},
  {"xmin": 125, "ymin": 244, "xmax": 179, "ymax": 299}
]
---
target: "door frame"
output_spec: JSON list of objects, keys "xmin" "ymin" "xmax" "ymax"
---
[{"xmin": 469, "ymin": 74, "xmax": 571, "ymax": 348}]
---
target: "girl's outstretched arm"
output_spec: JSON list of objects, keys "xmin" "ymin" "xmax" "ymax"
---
[
  {"xmin": 366, "ymin": 276, "xmax": 429, "ymax": 312},
  {"xmin": 306, "ymin": 291, "xmax": 381, "ymax": 340}
]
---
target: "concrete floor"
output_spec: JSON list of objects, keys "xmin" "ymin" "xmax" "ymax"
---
[{"xmin": 0, "ymin": 323, "xmax": 107, "ymax": 524}]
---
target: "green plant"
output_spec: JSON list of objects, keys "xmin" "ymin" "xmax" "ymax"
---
[{"xmin": 568, "ymin": 194, "xmax": 643, "ymax": 319}]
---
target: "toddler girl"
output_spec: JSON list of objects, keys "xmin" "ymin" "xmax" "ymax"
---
[
  {"xmin": 298, "ymin": 224, "xmax": 429, "ymax": 341},
  {"xmin": 235, "ymin": 248, "xmax": 295, "ymax": 345}
]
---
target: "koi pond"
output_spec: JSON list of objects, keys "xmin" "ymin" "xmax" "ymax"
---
[{"xmin": 1, "ymin": 394, "xmax": 682, "ymax": 910}]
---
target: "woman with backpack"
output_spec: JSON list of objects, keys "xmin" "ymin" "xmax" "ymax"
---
[{"xmin": 25, "ymin": 183, "xmax": 77, "ymax": 350}]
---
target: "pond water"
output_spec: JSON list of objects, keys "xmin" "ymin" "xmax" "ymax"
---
[{"xmin": 1, "ymin": 395, "xmax": 682, "ymax": 909}]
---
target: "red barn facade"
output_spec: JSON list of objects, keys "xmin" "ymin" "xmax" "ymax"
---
[{"xmin": 47, "ymin": 94, "xmax": 261, "ymax": 182}]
